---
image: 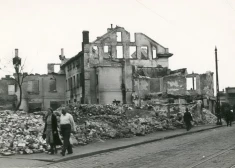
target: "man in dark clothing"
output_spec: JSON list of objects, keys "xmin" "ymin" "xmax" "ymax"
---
[
  {"xmin": 225, "ymin": 107, "xmax": 233, "ymax": 127},
  {"xmin": 60, "ymin": 107, "xmax": 76, "ymax": 156},
  {"xmin": 184, "ymin": 108, "xmax": 193, "ymax": 131}
]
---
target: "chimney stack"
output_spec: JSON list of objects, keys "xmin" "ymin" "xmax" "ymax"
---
[
  {"xmin": 15, "ymin": 49, "xmax": 18, "ymax": 57},
  {"xmin": 82, "ymin": 31, "xmax": 89, "ymax": 51},
  {"xmin": 111, "ymin": 24, "xmax": 113, "ymax": 29},
  {"xmin": 61, "ymin": 48, "xmax": 64, "ymax": 57}
]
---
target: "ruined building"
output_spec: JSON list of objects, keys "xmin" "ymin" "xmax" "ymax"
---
[
  {"xmin": 60, "ymin": 25, "xmax": 172, "ymax": 104},
  {"xmin": 15, "ymin": 64, "xmax": 66, "ymax": 112},
  {"xmin": 219, "ymin": 87, "xmax": 235, "ymax": 106},
  {"xmin": 0, "ymin": 75, "xmax": 17, "ymax": 110},
  {"xmin": 60, "ymin": 25, "xmax": 215, "ymax": 111}
]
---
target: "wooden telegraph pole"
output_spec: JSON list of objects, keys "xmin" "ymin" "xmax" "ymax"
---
[{"xmin": 215, "ymin": 46, "xmax": 222, "ymax": 125}]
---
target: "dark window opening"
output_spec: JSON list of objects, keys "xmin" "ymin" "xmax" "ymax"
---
[
  {"xmin": 73, "ymin": 76, "xmax": 76, "ymax": 89},
  {"xmin": 49, "ymin": 78, "xmax": 56, "ymax": 92},
  {"xmin": 80, "ymin": 73, "xmax": 83, "ymax": 86},
  {"xmin": 77, "ymin": 74, "xmax": 79, "ymax": 88},
  {"xmin": 27, "ymin": 80, "xmax": 39, "ymax": 94}
]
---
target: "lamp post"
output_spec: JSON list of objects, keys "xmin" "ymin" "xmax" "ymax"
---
[{"xmin": 215, "ymin": 46, "xmax": 222, "ymax": 125}]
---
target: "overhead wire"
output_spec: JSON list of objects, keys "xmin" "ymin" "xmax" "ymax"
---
[
  {"xmin": 226, "ymin": 0, "xmax": 235, "ymax": 11},
  {"xmin": 135, "ymin": 0, "xmax": 172, "ymax": 24}
]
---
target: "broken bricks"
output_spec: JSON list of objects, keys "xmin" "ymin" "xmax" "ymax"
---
[{"xmin": 0, "ymin": 110, "xmax": 46, "ymax": 155}]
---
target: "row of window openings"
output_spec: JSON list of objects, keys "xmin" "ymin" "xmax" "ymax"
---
[
  {"xmin": 116, "ymin": 32, "xmax": 135, "ymax": 42},
  {"xmin": 7, "ymin": 79, "xmax": 57, "ymax": 95},
  {"xmin": 93, "ymin": 46, "xmax": 157, "ymax": 59},
  {"xmin": 67, "ymin": 60, "xmax": 81, "ymax": 71},
  {"xmin": 67, "ymin": 99, "xmax": 99, "ymax": 105},
  {"xmin": 67, "ymin": 74, "xmax": 98, "ymax": 91},
  {"xmin": 66, "ymin": 74, "xmax": 82, "ymax": 91}
]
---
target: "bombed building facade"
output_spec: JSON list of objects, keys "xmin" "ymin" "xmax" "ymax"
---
[
  {"xmin": 60, "ymin": 25, "xmax": 215, "ymax": 113},
  {"xmin": 15, "ymin": 64, "xmax": 66, "ymax": 112},
  {"xmin": 0, "ymin": 75, "xmax": 17, "ymax": 110}
]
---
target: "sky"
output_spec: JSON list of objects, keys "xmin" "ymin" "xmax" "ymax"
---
[{"xmin": 0, "ymin": 0, "xmax": 234, "ymax": 91}]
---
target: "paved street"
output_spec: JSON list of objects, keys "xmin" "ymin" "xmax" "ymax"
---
[{"xmin": 2, "ymin": 126, "xmax": 235, "ymax": 168}]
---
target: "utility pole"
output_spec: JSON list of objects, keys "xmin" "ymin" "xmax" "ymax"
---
[{"xmin": 215, "ymin": 46, "xmax": 222, "ymax": 125}]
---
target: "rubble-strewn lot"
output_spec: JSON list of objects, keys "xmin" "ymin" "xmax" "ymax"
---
[
  {"xmin": 0, "ymin": 103, "xmax": 217, "ymax": 155},
  {"xmin": 0, "ymin": 110, "xmax": 46, "ymax": 155}
]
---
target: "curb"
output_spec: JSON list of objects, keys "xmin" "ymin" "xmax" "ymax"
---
[{"xmin": 49, "ymin": 125, "xmax": 223, "ymax": 163}]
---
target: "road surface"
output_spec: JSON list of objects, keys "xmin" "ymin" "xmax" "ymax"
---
[{"xmin": 1, "ymin": 126, "xmax": 235, "ymax": 168}]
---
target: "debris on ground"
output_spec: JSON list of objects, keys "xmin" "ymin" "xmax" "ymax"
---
[{"xmin": 0, "ymin": 102, "xmax": 218, "ymax": 155}]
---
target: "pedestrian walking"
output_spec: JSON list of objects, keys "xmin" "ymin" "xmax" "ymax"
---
[
  {"xmin": 225, "ymin": 107, "xmax": 233, "ymax": 127},
  {"xmin": 184, "ymin": 108, "xmax": 193, "ymax": 131},
  {"xmin": 43, "ymin": 108, "xmax": 62, "ymax": 155},
  {"xmin": 60, "ymin": 107, "xmax": 76, "ymax": 156}
]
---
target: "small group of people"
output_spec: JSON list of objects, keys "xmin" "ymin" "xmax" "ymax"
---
[
  {"xmin": 175, "ymin": 108, "xmax": 193, "ymax": 131},
  {"xmin": 43, "ymin": 107, "xmax": 75, "ymax": 156}
]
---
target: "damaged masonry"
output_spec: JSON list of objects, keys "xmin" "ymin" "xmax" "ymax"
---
[
  {"xmin": 59, "ymin": 25, "xmax": 215, "ymax": 113},
  {"xmin": 0, "ymin": 25, "xmax": 217, "ymax": 155}
]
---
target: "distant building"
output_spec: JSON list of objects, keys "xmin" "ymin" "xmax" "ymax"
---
[
  {"xmin": 219, "ymin": 87, "xmax": 235, "ymax": 107},
  {"xmin": 0, "ymin": 75, "xmax": 17, "ymax": 110}
]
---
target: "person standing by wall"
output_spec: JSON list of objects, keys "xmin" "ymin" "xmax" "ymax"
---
[
  {"xmin": 43, "ymin": 108, "xmax": 62, "ymax": 154},
  {"xmin": 184, "ymin": 108, "xmax": 193, "ymax": 131},
  {"xmin": 60, "ymin": 107, "xmax": 76, "ymax": 156}
]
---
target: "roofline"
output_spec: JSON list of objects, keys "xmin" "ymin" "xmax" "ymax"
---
[{"xmin": 61, "ymin": 51, "xmax": 83, "ymax": 68}]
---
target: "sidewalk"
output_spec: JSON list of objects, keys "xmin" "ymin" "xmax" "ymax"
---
[{"xmin": 0, "ymin": 124, "xmax": 223, "ymax": 163}]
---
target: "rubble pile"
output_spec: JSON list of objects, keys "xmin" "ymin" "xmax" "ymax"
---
[
  {"xmin": 202, "ymin": 108, "xmax": 217, "ymax": 124},
  {"xmin": 0, "ymin": 110, "xmax": 47, "ymax": 155},
  {"xmin": 0, "ymin": 102, "xmax": 218, "ymax": 155},
  {"xmin": 63, "ymin": 104, "xmax": 179, "ymax": 145}
]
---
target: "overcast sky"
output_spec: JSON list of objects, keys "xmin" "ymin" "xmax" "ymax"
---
[{"xmin": 0, "ymin": 0, "xmax": 234, "ymax": 91}]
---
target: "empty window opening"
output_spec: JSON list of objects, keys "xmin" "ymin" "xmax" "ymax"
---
[
  {"xmin": 187, "ymin": 77, "xmax": 196, "ymax": 90},
  {"xmin": 80, "ymin": 73, "xmax": 83, "ymax": 86},
  {"xmin": 73, "ymin": 76, "xmax": 76, "ymax": 89},
  {"xmin": 141, "ymin": 46, "xmax": 148, "ymax": 59},
  {"xmin": 69, "ymin": 77, "xmax": 72, "ymax": 90},
  {"xmin": 92, "ymin": 46, "xmax": 98, "ymax": 55},
  {"xmin": 152, "ymin": 49, "xmax": 157, "ymax": 59},
  {"xmin": 54, "ymin": 65, "xmax": 60, "ymax": 73},
  {"xmin": 77, "ymin": 74, "xmax": 80, "ymax": 88},
  {"xmin": 104, "ymin": 46, "xmax": 109, "ymax": 53},
  {"xmin": 66, "ymin": 80, "xmax": 68, "ymax": 91},
  {"xmin": 130, "ymin": 32, "xmax": 135, "ymax": 42},
  {"xmin": 8, "ymin": 85, "xmax": 15, "ymax": 95},
  {"xmin": 130, "ymin": 46, "xmax": 137, "ymax": 58},
  {"xmin": 96, "ymin": 74, "xmax": 99, "ymax": 85},
  {"xmin": 49, "ymin": 78, "xmax": 56, "ymax": 92},
  {"xmin": 117, "ymin": 32, "xmax": 122, "ymax": 42},
  {"xmin": 27, "ymin": 80, "xmax": 39, "ymax": 94},
  {"xmin": 116, "ymin": 46, "xmax": 123, "ymax": 58}
]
